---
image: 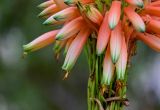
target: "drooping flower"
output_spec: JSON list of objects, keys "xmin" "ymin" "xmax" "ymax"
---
[
  {"xmin": 56, "ymin": 17, "xmax": 84, "ymax": 40},
  {"xmin": 124, "ymin": 6, "xmax": 146, "ymax": 32},
  {"xmin": 38, "ymin": 0, "xmax": 55, "ymax": 9},
  {"xmin": 116, "ymin": 35, "xmax": 128, "ymax": 80},
  {"xmin": 23, "ymin": 0, "xmax": 160, "ymax": 81},
  {"xmin": 62, "ymin": 26, "xmax": 91, "ymax": 71},
  {"xmin": 23, "ymin": 30, "xmax": 59, "ymax": 53},
  {"xmin": 38, "ymin": 4, "xmax": 60, "ymax": 17},
  {"xmin": 108, "ymin": 1, "xmax": 121, "ymax": 29},
  {"xmin": 136, "ymin": 32, "xmax": 160, "ymax": 52},
  {"xmin": 96, "ymin": 12, "xmax": 111, "ymax": 55},
  {"xmin": 101, "ymin": 47, "xmax": 115, "ymax": 86},
  {"xmin": 110, "ymin": 22, "xmax": 123, "ymax": 64}
]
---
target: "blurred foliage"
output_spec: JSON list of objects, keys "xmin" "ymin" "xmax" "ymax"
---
[{"xmin": 0, "ymin": 0, "xmax": 160, "ymax": 110}]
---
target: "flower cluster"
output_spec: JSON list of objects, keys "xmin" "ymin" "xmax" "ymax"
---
[{"xmin": 23, "ymin": 0, "xmax": 160, "ymax": 85}]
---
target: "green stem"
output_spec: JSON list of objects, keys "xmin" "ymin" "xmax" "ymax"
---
[{"xmin": 85, "ymin": 37, "xmax": 131, "ymax": 110}]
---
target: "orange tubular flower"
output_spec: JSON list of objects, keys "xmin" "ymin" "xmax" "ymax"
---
[
  {"xmin": 116, "ymin": 36, "xmax": 128, "ymax": 80},
  {"xmin": 56, "ymin": 17, "xmax": 84, "ymax": 40},
  {"xmin": 144, "ymin": 5, "xmax": 160, "ymax": 17},
  {"xmin": 38, "ymin": 4, "xmax": 60, "ymax": 17},
  {"xmin": 101, "ymin": 47, "xmax": 115, "ymax": 86},
  {"xmin": 136, "ymin": 33, "xmax": 160, "ymax": 52},
  {"xmin": 23, "ymin": 30, "xmax": 59, "ymax": 53},
  {"xmin": 62, "ymin": 27, "xmax": 91, "ymax": 71},
  {"xmin": 146, "ymin": 17, "xmax": 160, "ymax": 34},
  {"xmin": 38, "ymin": 0, "xmax": 55, "ymax": 9},
  {"xmin": 108, "ymin": 1, "xmax": 121, "ymax": 29},
  {"xmin": 124, "ymin": 6, "xmax": 146, "ymax": 32},
  {"xmin": 96, "ymin": 12, "xmax": 111, "ymax": 55},
  {"xmin": 110, "ymin": 22, "xmax": 123, "ymax": 64}
]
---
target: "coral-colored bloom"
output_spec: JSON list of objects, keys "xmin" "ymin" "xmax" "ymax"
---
[
  {"xmin": 56, "ymin": 17, "xmax": 84, "ymax": 40},
  {"xmin": 124, "ymin": 6, "xmax": 146, "ymax": 32},
  {"xmin": 101, "ymin": 47, "xmax": 115, "ymax": 85},
  {"xmin": 149, "ymin": 1, "xmax": 160, "ymax": 7},
  {"xmin": 108, "ymin": 1, "xmax": 121, "ymax": 29},
  {"xmin": 38, "ymin": 0, "xmax": 55, "ymax": 9},
  {"xmin": 146, "ymin": 17, "xmax": 160, "ymax": 34},
  {"xmin": 38, "ymin": 4, "xmax": 59, "ymax": 17},
  {"xmin": 145, "ymin": 5, "xmax": 160, "ymax": 17},
  {"xmin": 62, "ymin": 27, "xmax": 90, "ymax": 71},
  {"xmin": 53, "ymin": 7, "xmax": 80, "ymax": 21},
  {"xmin": 23, "ymin": 30, "xmax": 59, "ymax": 53},
  {"xmin": 24, "ymin": 0, "xmax": 160, "ymax": 83},
  {"xmin": 44, "ymin": 7, "xmax": 80, "ymax": 25},
  {"xmin": 116, "ymin": 36, "xmax": 128, "ymax": 80},
  {"xmin": 136, "ymin": 32, "xmax": 160, "ymax": 52},
  {"xmin": 96, "ymin": 12, "xmax": 111, "ymax": 55},
  {"xmin": 110, "ymin": 22, "xmax": 123, "ymax": 63}
]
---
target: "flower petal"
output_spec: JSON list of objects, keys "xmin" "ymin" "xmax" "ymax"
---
[
  {"xmin": 62, "ymin": 27, "xmax": 91, "ymax": 71},
  {"xmin": 38, "ymin": 4, "xmax": 60, "ymax": 17},
  {"xmin": 116, "ymin": 35, "xmax": 128, "ymax": 80},
  {"xmin": 124, "ymin": 6, "xmax": 146, "ymax": 32},
  {"xmin": 53, "ymin": 7, "xmax": 80, "ymax": 21},
  {"xmin": 101, "ymin": 47, "xmax": 115, "ymax": 85},
  {"xmin": 146, "ymin": 18, "xmax": 160, "ymax": 34},
  {"xmin": 145, "ymin": 5, "xmax": 160, "ymax": 17},
  {"xmin": 108, "ymin": 1, "xmax": 121, "ymax": 29},
  {"xmin": 38, "ymin": 0, "xmax": 55, "ymax": 9},
  {"xmin": 110, "ymin": 22, "xmax": 123, "ymax": 63},
  {"xmin": 23, "ymin": 30, "xmax": 59, "ymax": 53},
  {"xmin": 97, "ymin": 12, "xmax": 111, "ymax": 55},
  {"xmin": 136, "ymin": 32, "xmax": 160, "ymax": 52},
  {"xmin": 56, "ymin": 17, "xmax": 84, "ymax": 40}
]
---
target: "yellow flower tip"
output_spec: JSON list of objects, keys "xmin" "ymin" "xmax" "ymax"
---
[{"xmin": 63, "ymin": 71, "xmax": 70, "ymax": 80}]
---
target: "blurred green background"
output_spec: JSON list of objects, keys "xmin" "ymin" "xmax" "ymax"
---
[{"xmin": 0, "ymin": 0, "xmax": 160, "ymax": 110}]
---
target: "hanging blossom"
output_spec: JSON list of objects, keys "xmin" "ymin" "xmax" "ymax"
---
[{"xmin": 23, "ymin": 0, "xmax": 160, "ymax": 83}]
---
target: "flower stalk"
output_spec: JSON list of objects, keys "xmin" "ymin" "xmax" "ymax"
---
[{"xmin": 23, "ymin": 0, "xmax": 160, "ymax": 110}]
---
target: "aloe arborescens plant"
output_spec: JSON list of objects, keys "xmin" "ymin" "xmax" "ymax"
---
[{"xmin": 23, "ymin": 0, "xmax": 160, "ymax": 110}]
